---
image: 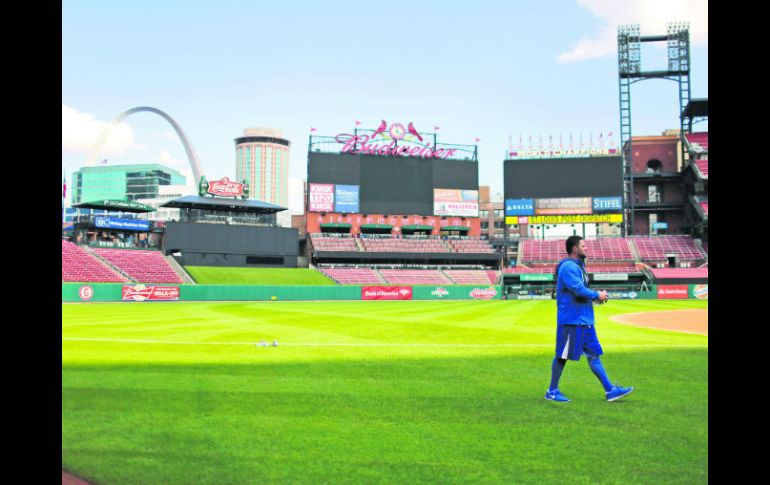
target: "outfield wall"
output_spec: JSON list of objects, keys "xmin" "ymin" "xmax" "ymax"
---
[
  {"xmin": 62, "ymin": 283, "xmax": 707, "ymax": 302},
  {"xmin": 62, "ymin": 283, "xmax": 504, "ymax": 302}
]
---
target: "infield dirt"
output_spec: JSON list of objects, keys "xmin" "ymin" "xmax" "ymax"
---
[{"xmin": 610, "ymin": 308, "xmax": 708, "ymax": 335}]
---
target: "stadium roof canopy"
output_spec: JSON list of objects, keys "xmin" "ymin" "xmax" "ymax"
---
[
  {"xmin": 681, "ymin": 99, "xmax": 708, "ymax": 119},
  {"xmin": 401, "ymin": 225, "xmax": 434, "ymax": 230},
  {"xmin": 161, "ymin": 195, "xmax": 286, "ymax": 214},
  {"xmin": 441, "ymin": 226, "xmax": 470, "ymax": 231},
  {"xmin": 72, "ymin": 199, "xmax": 156, "ymax": 213},
  {"xmin": 319, "ymin": 223, "xmax": 352, "ymax": 228}
]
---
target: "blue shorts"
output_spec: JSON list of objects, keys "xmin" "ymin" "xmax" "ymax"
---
[{"xmin": 555, "ymin": 324, "xmax": 604, "ymax": 361}]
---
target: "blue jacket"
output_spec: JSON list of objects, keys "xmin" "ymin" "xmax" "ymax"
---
[{"xmin": 555, "ymin": 257, "xmax": 599, "ymax": 326}]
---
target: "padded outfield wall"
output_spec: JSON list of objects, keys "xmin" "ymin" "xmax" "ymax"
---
[
  {"xmin": 62, "ymin": 283, "xmax": 504, "ymax": 302},
  {"xmin": 63, "ymin": 283, "xmax": 707, "ymax": 302}
]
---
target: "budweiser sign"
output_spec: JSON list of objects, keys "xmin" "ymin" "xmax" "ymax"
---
[
  {"xmin": 122, "ymin": 284, "xmax": 180, "ymax": 302},
  {"xmin": 207, "ymin": 177, "xmax": 244, "ymax": 197},
  {"xmin": 469, "ymin": 287, "xmax": 498, "ymax": 300},
  {"xmin": 336, "ymin": 134, "xmax": 457, "ymax": 159}
]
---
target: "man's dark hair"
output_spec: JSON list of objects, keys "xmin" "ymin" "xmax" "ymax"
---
[{"xmin": 566, "ymin": 235, "xmax": 583, "ymax": 256}]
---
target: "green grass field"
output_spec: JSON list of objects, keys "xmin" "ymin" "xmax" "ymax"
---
[
  {"xmin": 185, "ymin": 267, "xmax": 337, "ymax": 285},
  {"xmin": 62, "ymin": 300, "xmax": 707, "ymax": 484}
]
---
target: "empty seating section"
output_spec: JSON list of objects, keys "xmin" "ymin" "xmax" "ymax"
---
[
  {"xmin": 650, "ymin": 268, "xmax": 708, "ymax": 279},
  {"xmin": 699, "ymin": 201, "xmax": 708, "ymax": 215},
  {"xmin": 444, "ymin": 270, "xmax": 496, "ymax": 285},
  {"xmin": 507, "ymin": 262, "xmax": 638, "ymax": 274},
  {"xmin": 522, "ymin": 238, "xmax": 632, "ymax": 262},
  {"xmin": 320, "ymin": 268, "xmax": 381, "ymax": 284},
  {"xmin": 309, "ymin": 234, "xmax": 496, "ymax": 253},
  {"xmin": 695, "ymin": 159, "xmax": 708, "ymax": 177},
  {"xmin": 632, "ymin": 236, "xmax": 704, "ymax": 261},
  {"xmin": 380, "ymin": 270, "xmax": 452, "ymax": 285},
  {"xmin": 360, "ymin": 238, "xmax": 450, "ymax": 253},
  {"xmin": 448, "ymin": 239, "xmax": 495, "ymax": 253},
  {"xmin": 62, "ymin": 240, "xmax": 128, "ymax": 283},
  {"xmin": 486, "ymin": 270, "xmax": 500, "ymax": 284},
  {"xmin": 686, "ymin": 132, "xmax": 708, "ymax": 151},
  {"xmin": 310, "ymin": 234, "xmax": 359, "ymax": 252},
  {"xmin": 93, "ymin": 248, "xmax": 184, "ymax": 283}
]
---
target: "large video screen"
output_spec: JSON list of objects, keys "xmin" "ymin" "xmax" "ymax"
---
[
  {"xmin": 308, "ymin": 152, "xmax": 478, "ymax": 215},
  {"xmin": 503, "ymin": 156, "xmax": 622, "ymax": 199}
]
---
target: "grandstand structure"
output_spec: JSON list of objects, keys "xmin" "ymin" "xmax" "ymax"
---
[{"xmin": 681, "ymin": 99, "xmax": 708, "ymax": 245}]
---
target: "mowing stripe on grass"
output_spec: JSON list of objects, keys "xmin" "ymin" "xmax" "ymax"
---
[{"xmin": 62, "ymin": 337, "xmax": 705, "ymax": 348}]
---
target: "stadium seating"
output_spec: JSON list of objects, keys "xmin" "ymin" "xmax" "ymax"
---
[
  {"xmin": 380, "ymin": 270, "xmax": 453, "ymax": 285},
  {"xmin": 522, "ymin": 238, "xmax": 633, "ymax": 262},
  {"xmin": 360, "ymin": 237, "xmax": 451, "ymax": 253},
  {"xmin": 62, "ymin": 240, "xmax": 128, "ymax": 283},
  {"xmin": 319, "ymin": 267, "xmax": 382, "ymax": 284},
  {"xmin": 649, "ymin": 268, "xmax": 708, "ymax": 279},
  {"xmin": 686, "ymin": 132, "xmax": 708, "ymax": 152},
  {"xmin": 93, "ymin": 248, "xmax": 184, "ymax": 283},
  {"xmin": 631, "ymin": 236, "xmax": 704, "ymax": 261},
  {"xmin": 506, "ymin": 262, "xmax": 639, "ymax": 274},
  {"xmin": 310, "ymin": 234, "xmax": 360, "ymax": 252},
  {"xmin": 447, "ymin": 239, "xmax": 495, "ymax": 253},
  {"xmin": 695, "ymin": 159, "xmax": 708, "ymax": 178},
  {"xmin": 444, "ymin": 270, "xmax": 497, "ymax": 285}
]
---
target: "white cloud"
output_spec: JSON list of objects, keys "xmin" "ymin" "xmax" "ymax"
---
[
  {"xmin": 288, "ymin": 177, "xmax": 305, "ymax": 214},
  {"xmin": 157, "ymin": 150, "xmax": 197, "ymax": 195},
  {"xmin": 61, "ymin": 104, "xmax": 137, "ymax": 159},
  {"xmin": 557, "ymin": 0, "xmax": 708, "ymax": 63}
]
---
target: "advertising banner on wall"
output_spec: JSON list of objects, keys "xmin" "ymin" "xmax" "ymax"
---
[
  {"xmin": 593, "ymin": 273, "xmax": 629, "ymax": 281},
  {"xmin": 592, "ymin": 197, "xmax": 623, "ymax": 212},
  {"xmin": 606, "ymin": 291, "xmax": 639, "ymax": 299},
  {"xmin": 309, "ymin": 183, "xmax": 335, "ymax": 212},
  {"xmin": 334, "ymin": 185, "xmax": 359, "ymax": 213},
  {"xmin": 520, "ymin": 274, "xmax": 554, "ymax": 282},
  {"xmin": 122, "ymin": 285, "xmax": 180, "ymax": 301},
  {"xmin": 362, "ymin": 286, "xmax": 413, "ymax": 300},
  {"xmin": 506, "ymin": 214, "xmax": 624, "ymax": 225},
  {"xmin": 505, "ymin": 198, "xmax": 535, "ymax": 216},
  {"xmin": 469, "ymin": 287, "xmax": 499, "ymax": 300},
  {"xmin": 534, "ymin": 197, "xmax": 593, "ymax": 215},
  {"xmin": 94, "ymin": 217, "xmax": 151, "ymax": 231},
  {"xmin": 433, "ymin": 189, "xmax": 479, "ymax": 217},
  {"xmin": 691, "ymin": 284, "xmax": 708, "ymax": 300},
  {"xmin": 657, "ymin": 285, "xmax": 689, "ymax": 299}
]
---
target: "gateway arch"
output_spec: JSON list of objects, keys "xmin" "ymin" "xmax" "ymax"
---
[{"xmin": 86, "ymin": 106, "xmax": 203, "ymax": 183}]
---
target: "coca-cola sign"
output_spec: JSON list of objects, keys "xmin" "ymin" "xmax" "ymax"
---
[
  {"xmin": 207, "ymin": 177, "xmax": 244, "ymax": 197},
  {"xmin": 469, "ymin": 287, "xmax": 498, "ymax": 300},
  {"xmin": 122, "ymin": 284, "xmax": 180, "ymax": 302}
]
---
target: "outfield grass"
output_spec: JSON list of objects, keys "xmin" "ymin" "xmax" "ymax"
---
[
  {"xmin": 185, "ymin": 266, "xmax": 337, "ymax": 285},
  {"xmin": 62, "ymin": 300, "xmax": 707, "ymax": 485}
]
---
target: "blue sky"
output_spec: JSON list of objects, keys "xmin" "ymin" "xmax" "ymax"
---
[{"xmin": 62, "ymin": 0, "xmax": 708, "ymax": 208}]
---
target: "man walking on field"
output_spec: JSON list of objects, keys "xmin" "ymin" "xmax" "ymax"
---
[{"xmin": 545, "ymin": 235, "xmax": 634, "ymax": 403}]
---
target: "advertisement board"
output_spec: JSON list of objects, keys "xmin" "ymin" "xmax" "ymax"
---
[
  {"xmin": 433, "ymin": 189, "xmax": 479, "ymax": 217},
  {"xmin": 593, "ymin": 273, "xmax": 629, "ymax": 281},
  {"xmin": 534, "ymin": 197, "xmax": 593, "ymax": 215},
  {"xmin": 308, "ymin": 183, "xmax": 335, "ymax": 212},
  {"xmin": 691, "ymin": 284, "xmax": 708, "ymax": 300},
  {"xmin": 657, "ymin": 285, "xmax": 689, "ymax": 299},
  {"xmin": 520, "ymin": 274, "xmax": 554, "ymax": 282},
  {"xmin": 592, "ymin": 197, "xmax": 623, "ymax": 212},
  {"xmin": 506, "ymin": 214, "xmax": 624, "ymax": 225},
  {"xmin": 505, "ymin": 198, "xmax": 535, "ymax": 216},
  {"xmin": 207, "ymin": 177, "xmax": 245, "ymax": 197},
  {"xmin": 334, "ymin": 185, "xmax": 360, "ymax": 213},
  {"xmin": 122, "ymin": 285, "xmax": 180, "ymax": 301},
  {"xmin": 469, "ymin": 287, "xmax": 498, "ymax": 300},
  {"xmin": 94, "ymin": 217, "xmax": 151, "ymax": 231},
  {"xmin": 606, "ymin": 291, "xmax": 639, "ymax": 300},
  {"xmin": 361, "ymin": 286, "xmax": 413, "ymax": 300}
]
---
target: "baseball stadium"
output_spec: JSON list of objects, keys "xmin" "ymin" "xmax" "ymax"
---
[{"xmin": 62, "ymin": 24, "xmax": 708, "ymax": 485}]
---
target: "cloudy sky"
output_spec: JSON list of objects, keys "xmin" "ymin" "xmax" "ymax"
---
[{"xmin": 62, "ymin": 0, "xmax": 707, "ymax": 209}]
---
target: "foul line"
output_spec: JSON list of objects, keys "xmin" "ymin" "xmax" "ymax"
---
[{"xmin": 62, "ymin": 337, "xmax": 705, "ymax": 348}]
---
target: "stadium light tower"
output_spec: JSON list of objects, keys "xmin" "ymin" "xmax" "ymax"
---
[{"xmin": 617, "ymin": 22, "xmax": 691, "ymax": 235}]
